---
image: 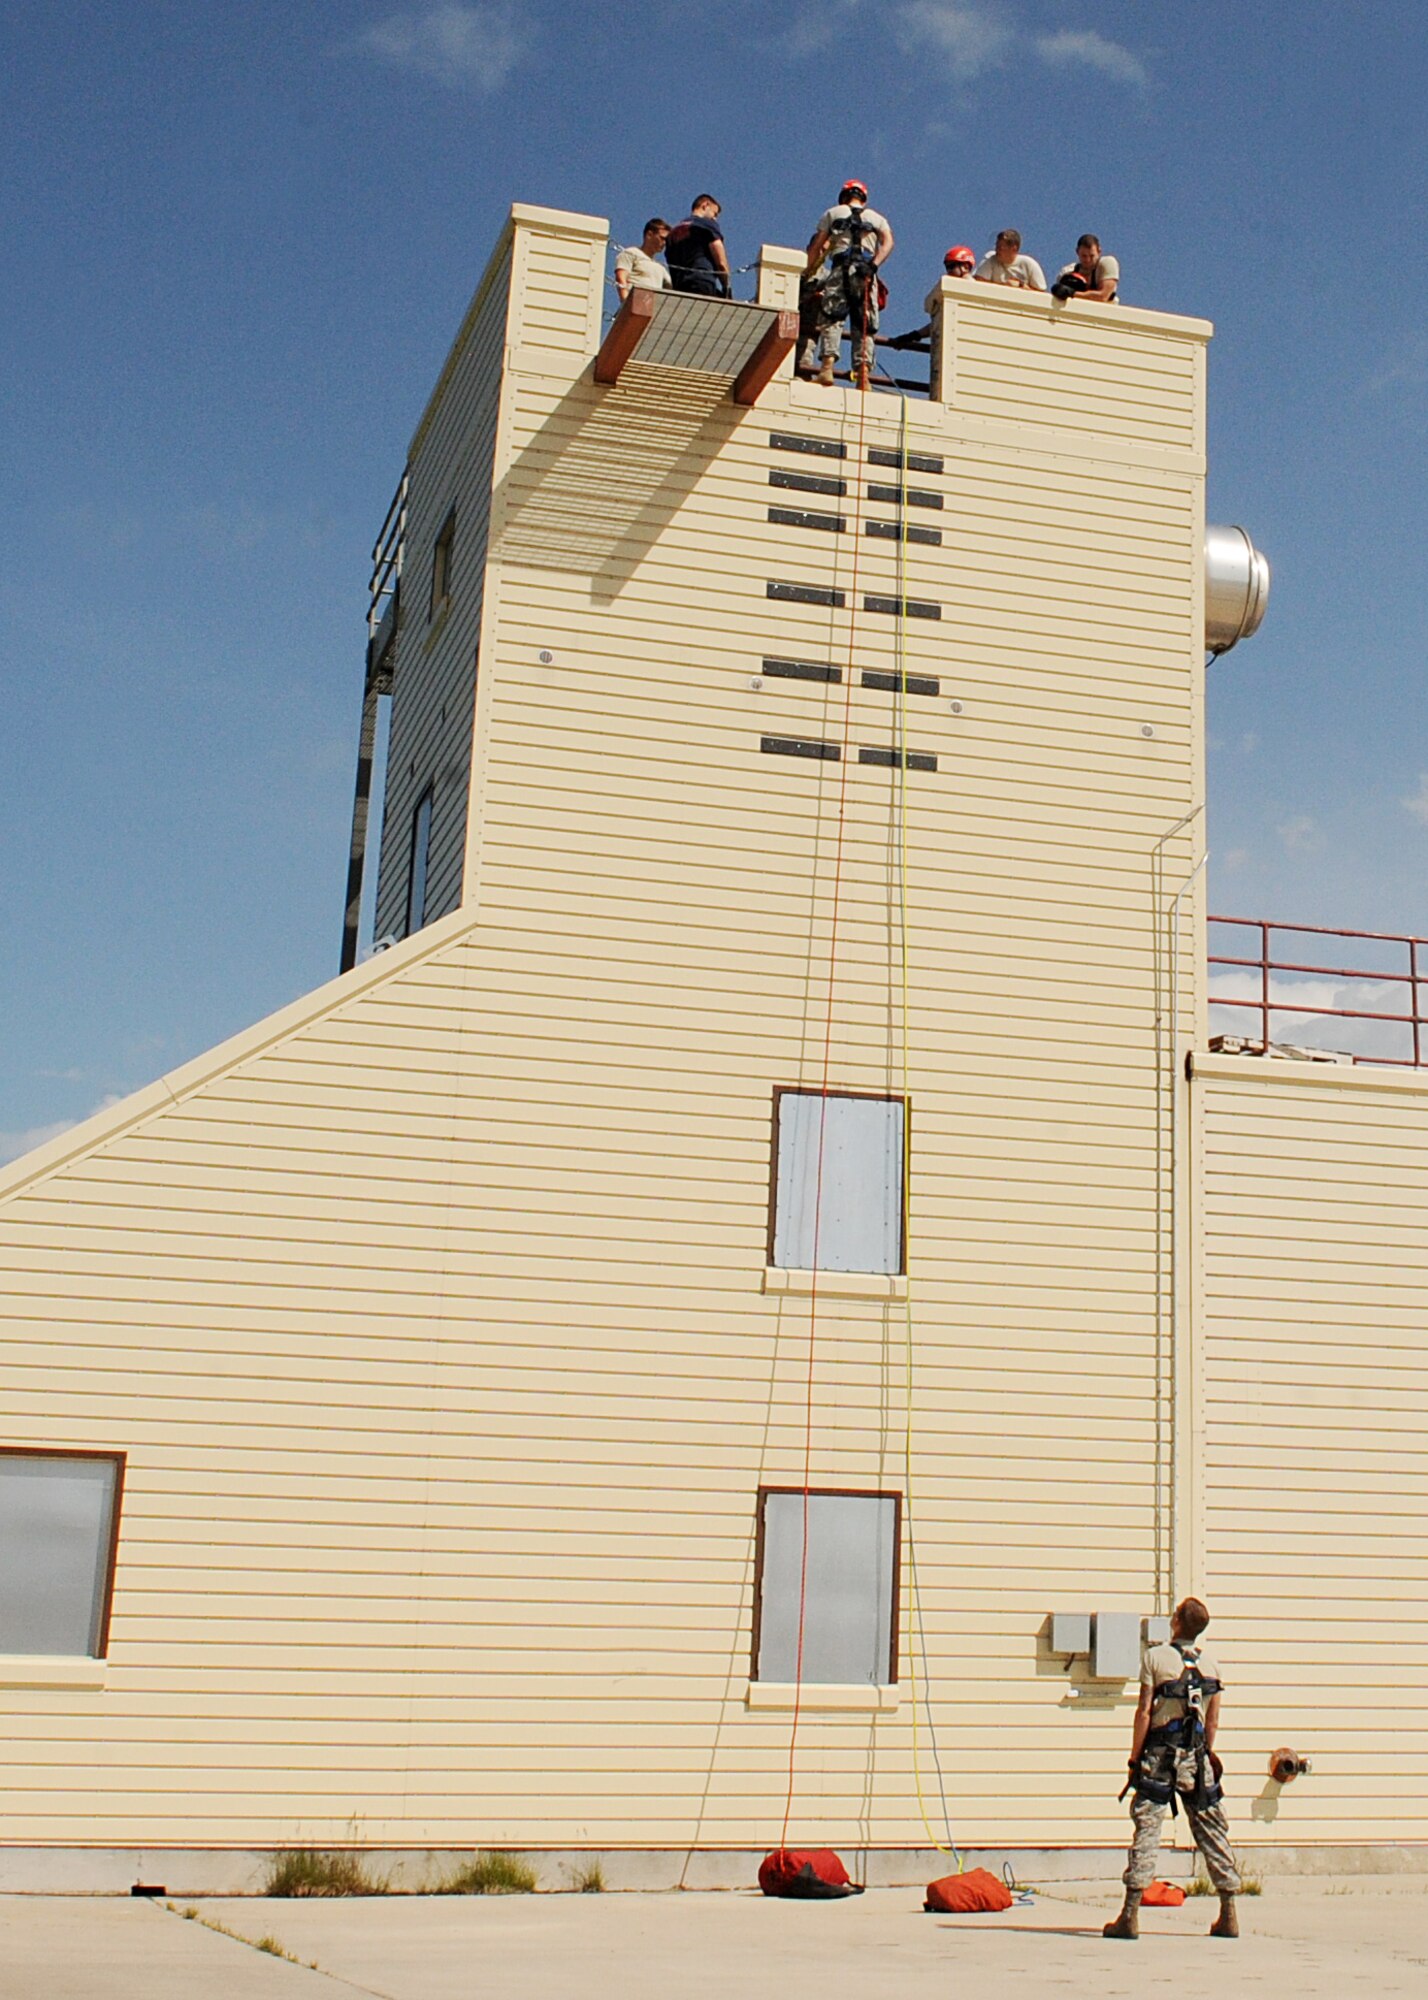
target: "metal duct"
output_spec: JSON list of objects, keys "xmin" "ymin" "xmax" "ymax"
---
[{"xmin": 1205, "ymin": 524, "xmax": 1271, "ymax": 655}]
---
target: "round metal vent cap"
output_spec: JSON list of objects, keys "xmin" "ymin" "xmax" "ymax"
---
[{"xmin": 1205, "ymin": 524, "xmax": 1270, "ymax": 655}]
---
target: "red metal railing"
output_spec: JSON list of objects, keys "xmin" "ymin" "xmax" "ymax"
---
[{"xmin": 1208, "ymin": 916, "xmax": 1428, "ymax": 1068}]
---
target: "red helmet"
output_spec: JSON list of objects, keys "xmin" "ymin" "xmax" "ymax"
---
[
  {"xmin": 944, "ymin": 245, "xmax": 975, "ymax": 270},
  {"xmin": 840, "ymin": 179, "xmax": 869, "ymax": 203}
]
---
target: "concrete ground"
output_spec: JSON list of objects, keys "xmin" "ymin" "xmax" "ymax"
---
[{"xmin": 3, "ymin": 1878, "xmax": 1427, "ymax": 2000}]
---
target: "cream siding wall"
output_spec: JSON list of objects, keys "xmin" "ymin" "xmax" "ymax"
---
[
  {"xmin": 371, "ymin": 235, "xmax": 514, "ymax": 940},
  {"xmin": 0, "ymin": 211, "xmax": 1232, "ymax": 1853},
  {"xmin": 1197, "ymin": 1052, "xmax": 1428, "ymax": 1843}
]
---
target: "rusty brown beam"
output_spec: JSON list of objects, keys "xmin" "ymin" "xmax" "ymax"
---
[
  {"xmin": 594, "ymin": 289, "xmax": 657, "ymax": 384},
  {"xmin": 732, "ymin": 310, "xmax": 799, "ymax": 406}
]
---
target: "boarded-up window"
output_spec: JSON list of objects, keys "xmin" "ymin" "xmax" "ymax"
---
[
  {"xmin": 0, "ymin": 1451, "xmax": 124, "ymax": 1656},
  {"xmin": 770, "ymin": 1090, "xmax": 905, "ymax": 1273},
  {"xmin": 754, "ymin": 1489, "xmax": 899, "ymax": 1685},
  {"xmin": 406, "ymin": 785, "xmax": 433, "ymax": 935}
]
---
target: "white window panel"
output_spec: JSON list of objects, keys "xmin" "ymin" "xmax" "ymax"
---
[
  {"xmin": 0, "ymin": 1454, "xmax": 121, "ymax": 1657},
  {"xmin": 772, "ymin": 1091, "xmax": 904, "ymax": 1274},
  {"xmin": 756, "ymin": 1490, "xmax": 899, "ymax": 1686}
]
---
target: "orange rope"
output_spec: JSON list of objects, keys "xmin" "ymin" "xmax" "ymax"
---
[{"xmin": 778, "ymin": 337, "xmax": 872, "ymax": 1854}]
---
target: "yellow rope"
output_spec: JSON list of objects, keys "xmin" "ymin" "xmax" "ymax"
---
[{"xmin": 895, "ymin": 394, "xmax": 960, "ymax": 1864}]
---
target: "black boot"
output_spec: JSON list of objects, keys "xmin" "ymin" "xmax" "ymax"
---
[{"xmin": 1103, "ymin": 1888, "xmax": 1141, "ymax": 1940}]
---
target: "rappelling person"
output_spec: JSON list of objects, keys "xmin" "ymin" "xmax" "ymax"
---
[
  {"xmin": 1104, "ymin": 1596, "xmax": 1243, "ymax": 1942},
  {"xmin": 804, "ymin": 180, "xmax": 894, "ymax": 390}
]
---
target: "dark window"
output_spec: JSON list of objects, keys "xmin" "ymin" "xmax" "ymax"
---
[
  {"xmin": 768, "ymin": 507, "xmax": 846, "ymax": 533},
  {"xmin": 761, "ymin": 737, "xmax": 840, "ymax": 761},
  {"xmin": 429, "ymin": 508, "xmax": 456, "ymax": 619},
  {"xmin": 770, "ymin": 432, "xmax": 847, "ymax": 460},
  {"xmin": 869, "ymin": 447, "xmax": 944, "ymax": 474},
  {"xmin": 0, "ymin": 1449, "xmax": 124, "ymax": 1657},
  {"xmin": 763, "ymin": 658, "xmax": 841, "ymax": 684},
  {"xmin": 753, "ymin": 1488, "xmax": 900, "ymax": 1685},
  {"xmin": 406, "ymin": 785, "xmax": 434, "ymax": 934}
]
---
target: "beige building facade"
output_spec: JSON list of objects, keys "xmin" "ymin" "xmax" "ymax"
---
[{"xmin": 1, "ymin": 205, "xmax": 1424, "ymax": 1882}]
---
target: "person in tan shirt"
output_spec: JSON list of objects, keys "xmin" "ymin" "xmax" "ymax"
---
[{"xmin": 1104, "ymin": 1595, "xmax": 1242, "ymax": 1941}]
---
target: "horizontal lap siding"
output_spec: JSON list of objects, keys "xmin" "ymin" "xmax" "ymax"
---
[
  {"xmin": 0, "ymin": 255, "xmax": 1207, "ymax": 1850},
  {"xmin": 950, "ymin": 307, "xmax": 1201, "ymax": 452},
  {"xmin": 1202, "ymin": 1068, "xmax": 1428, "ymax": 1840},
  {"xmin": 372, "ymin": 242, "xmax": 512, "ymax": 941}
]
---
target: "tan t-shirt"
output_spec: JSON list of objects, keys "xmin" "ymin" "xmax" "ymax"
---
[
  {"xmin": 1143, "ymin": 1640, "xmax": 1223, "ymax": 1728},
  {"xmin": 975, "ymin": 252, "xmax": 1047, "ymax": 290},
  {"xmin": 614, "ymin": 246, "xmax": 671, "ymax": 292},
  {"xmin": 1056, "ymin": 254, "xmax": 1120, "ymax": 299}
]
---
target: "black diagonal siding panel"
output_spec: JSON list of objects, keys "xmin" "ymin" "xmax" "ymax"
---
[
  {"xmin": 768, "ymin": 581, "xmax": 846, "ymax": 607},
  {"xmin": 864, "ymin": 595, "xmax": 941, "ymax": 620},
  {"xmin": 867, "ymin": 484, "xmax": 944, "ymax": 511},
  {"xmin": 869, "ymin": 448, "xmax": 945, "ymax": 474},
  {"xmin": 769, "ymin": 468, "xmax": 849, "ymax": 497},
  {"xmin": 862, "ymin": 671, "xmax": 941, "ymax": 697},
  {"xmin": 770, "ymin": 432, "xmax": 848, "ymax": 459},
  {"xmin": 763, "ymin": 736, "xmax": 841, "ymax": 761},
  {"xmin": 763, "ymin": 658, "xmax": 842, "ymax": 683},
  {"xmin": 768, "ymin": 507, "xmax": 847, "ymax": 533},
  {"xmin": 859, "ymin": 746, "xmax": 939, "ymax": 771},
  {"xmin": 865, "ymin": 521, "xmax": 942, "ymax": 546}
]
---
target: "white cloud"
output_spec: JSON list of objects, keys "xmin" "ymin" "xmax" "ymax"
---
[
  {"xmin": 1034, "ymin": 27, "xmax": 1148, "ymax": 88},
  {"xmin": 357, "ymin": 4, "xmax": 527, "ymax": 92},
  {"xmin": 1402, "ymin": 774, "xmax": 1428, "ymax": 824},
  {"xmin": 1238, "ymin": 730, "xmax": 1259, "ymax": 755},
  {"xmin": 1363, "ymin": 335, "xmax": 1428, "ymax": 397},
  {"xmin": 897, "ymin": 2, "xmax": 1015, "ymax": 79},
  {"xmin": 0, "ymin": 1095, "xmax": 122, "ymax": 1169},
  {"xmin": 1277, "ymin": 814, "xmax": 1320, "ymax": 854},
  {"xmin": 1221, "ymin": 846, "xmax": 1250, "ymax": 872}
]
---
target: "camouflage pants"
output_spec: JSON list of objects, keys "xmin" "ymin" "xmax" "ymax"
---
[
  {"xmin": 813, "ymin": 257, "xmax": 879, "ymax": 367},
  {"xmin": 1124, "ymin": 1795, "xmax": 1241, "ymax": 1895}
]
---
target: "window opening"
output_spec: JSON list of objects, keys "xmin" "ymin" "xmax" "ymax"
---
[
  {"xmin": 753, "ymin": 1488, "xmax": 900, "ymax": 1685},
  {"xmin": 429, "ymin": 508, "xmax": 456, "ymax": 620},
  {"xmin": 769, "ymin": 1089, "xmax": 905, "ymax": 1274},
  {"xmin": 406, "ymin": 785, "xmax": 434, "ymax": 934},
  {"xmin": 0, "ymin": 1449, "xmax": 124, "ymax": 1656}
]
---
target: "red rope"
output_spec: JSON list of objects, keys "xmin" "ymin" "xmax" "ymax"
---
[{"xmin": 778, "ymin": 334, "xmax": 872, "ymax": 1853}]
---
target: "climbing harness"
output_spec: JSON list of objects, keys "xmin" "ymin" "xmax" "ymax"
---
[{"xmin": 1126, "ymin": 1640, "xmax": 1223, "ymax": 1815}]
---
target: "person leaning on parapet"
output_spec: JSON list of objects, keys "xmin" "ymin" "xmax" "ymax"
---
[
  {"xmin": 665, "ymin": 195, "xmax": 731, "ymax": 298},
  {"xmin": 614, "ymin": 218, "xmax": 671, "ymax": 302},
  {"xmin": 882, "ymin": 245, "xmax": 975, "ymax": 352},
  {"xmin": 804, "ymin": 179, "xmax": 894, "ymax": 391},
  {"xmin": 1051, "ymin": 233, "xmax": 1120, "ymax": 302},
  {"xmin": 1104, "ymin": 1596, "xmax": 1242, "ymax": 1943},
  {"xmin": 974, "ymin": 228, "xmax": 1047, "ymax": 291}
]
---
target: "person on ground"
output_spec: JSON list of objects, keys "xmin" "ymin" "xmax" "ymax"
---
[
  {"xmin": 1104, "ymin": 1596, "xmax": 1242, "ymax": 1943},
  {"xmin": 804, "ymin": 179, "xmax": 894, "ymax": 390},
  {"xmin": 883, "ymin": 245, "xmax": 975, "ymax": 352},
  {"xmin": 974, "ymin": 228, "xmax": 1047, "ymax": 291},
  {"xmin": 1051, "ymin": 233, "xmax": 1120, "ymax": 302},
  {"xmin": 665, "ymin": 196, "xmax": 731, "ymax": 298},
  {"xmin": 614, "ymin": 219, "xmax": 671, "ymax": 301}
]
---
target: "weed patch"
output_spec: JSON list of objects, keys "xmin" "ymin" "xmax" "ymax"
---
[
  {"xmin": 264, "ymin": 1847, "xmax": 386, "ymax": 1897},
  {"xmin": 568, "ymin": 1861, "xmax": 605, "ymax": 1893},
  {"xmin": 437, "ymin": 1851, "xmax": 538, "ymax": 1895}
]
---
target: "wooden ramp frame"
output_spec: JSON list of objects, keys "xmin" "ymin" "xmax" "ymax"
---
[{"xmin": 595, "ymin": 291, "xmax": 797, "ymax": 404}]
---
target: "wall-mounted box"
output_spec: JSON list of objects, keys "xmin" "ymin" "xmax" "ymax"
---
[
  {"xmin": 1093, "ymin": 1613, "xmax": 1142, "ymax": 1680},
  {"xmin": 1143, "ymin": 1616, "xmax": 1171, "ymax": 1646},
  {"xmin": 1050, "ymin": 1612, "xmax": 1091, "ymax": 1655}
]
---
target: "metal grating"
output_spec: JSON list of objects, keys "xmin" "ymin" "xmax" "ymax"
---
[{"xmin": 635, "ymin": 293, "xmax": 781, "ymax": 375}]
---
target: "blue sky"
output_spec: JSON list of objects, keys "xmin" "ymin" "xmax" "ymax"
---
[{"xmin": 3, "ymin": 0, "xmax": 1427, "ymax": 1154}]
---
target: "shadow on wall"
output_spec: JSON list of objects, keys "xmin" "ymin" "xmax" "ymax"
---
[{"xmin": 492, "ymin": 362, "xmax": 745, "ymax": 597}]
